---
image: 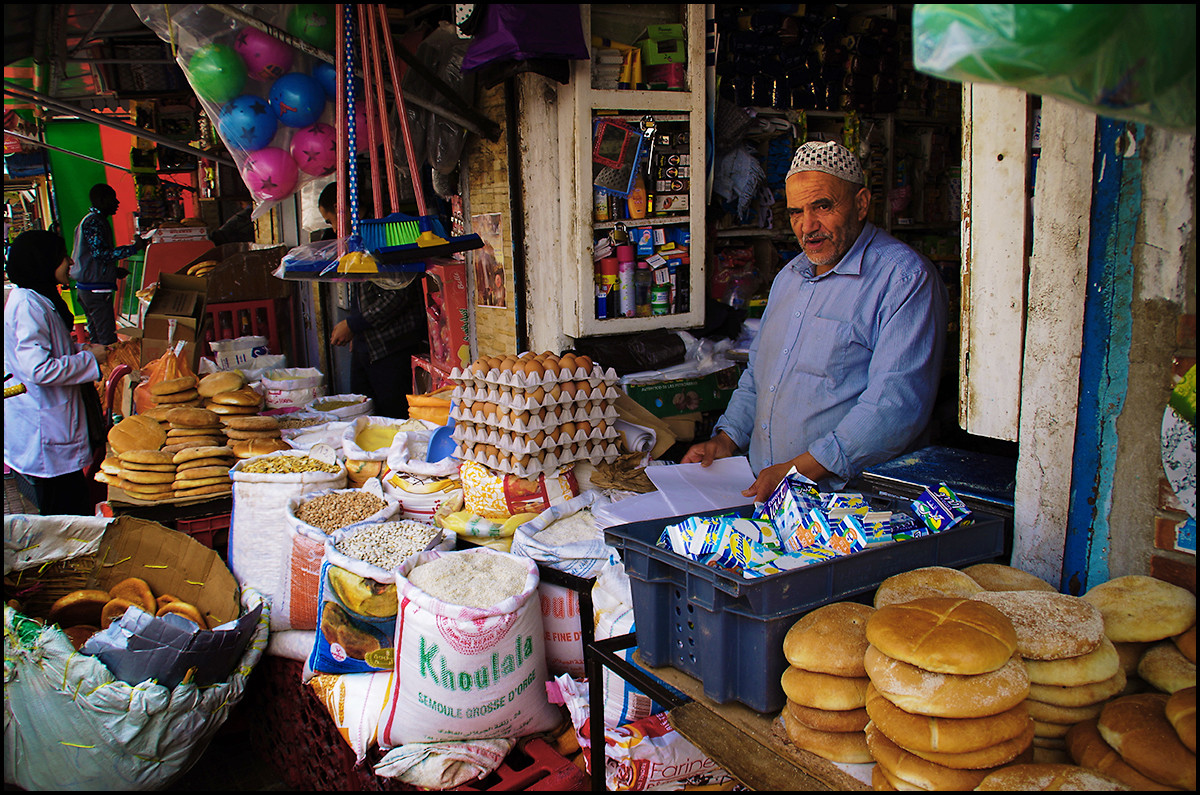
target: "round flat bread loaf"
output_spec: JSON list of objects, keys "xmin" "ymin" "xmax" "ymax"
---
[
  {"xmin": 1028, "ymin": 667, "xmax": 1127, "ymax": 707},
  {"xmin": 1025, "ymin": 697, "xmax": 1106, "ymax": 725},
  {"xmin": 166, "ymin": 407, "xmax": 221, "ymax": 428},
  {"xmin": 175, "ymin": 483, "xmax": 233, "ymax": 499},
  {"xmin": 118, "ymin": 449, "xmax": 176, "ymax": 465},
  {"xmin": 1031, "ymin": 746, "xmax": 1072, "ymax": 765},
  {"xmin": 785, "ymin": 700, "xmax": 870, "ymax": 733},
  {"xmin": 970, "ymin": 590, "xmax": 1105, "ymax": 661},
  {"xmin": 1114, "ymin": 640, "xmax": 1153, "ymax": 676},
  {"xmin": 166, "ymin": 425, "xmax": 224, "ymax": 437},
  {"xmin": 1174, "ymin": 625, "xmax": 1196, "ymax": 664},
  {"xmin": 100, "ymin": 456, "xmax": 122, "ymax": 476},
  {"xmin": 1138, "ymin": 641, "xmax": 1197, "ymax": 695},
  {"xmin": 780, "ymin": 665, "xmax": 869, "ymax": 711},
  {"xmin": 224, "ymin": 427, "xmax": 282, "ymax": 441},
  {"xmin": 120, "ymin": 469, "xmax": 176, "ymax": 485},
  {"xmin": 1081, "ymin": 575, "xmax": 1197, "ymax": 643},
  {"xmin": 783, "ymin": 601, "xmax": 875, "ymax": 677},
  {"xmin": 866, "ymin": 597, "xmax": 1018, "ymax": 675},
  {"xmin": 1097, "ymin": 693, "xmax": 1195, "ymax": 789},
  {"xmin": 156, "ymin": 600, "xmax": 207, "ymax": 630},
  {"xmin": 975, "ymin": 762, "xmax": 1132, "ymax": 791},
  {"xmin": 108, "ymin": 577, "xmax": 156, "ymax": 615},
  {"xmin": 198, "ymin": 370, "xmax": 246, "ymax": 398},
  {"xmin": 874, "ymin": 566, "xmax": 985, "ymax": 608},
  {"xmin": 865, "ymin": 721, "xmax": 1027, "ymax": 791},
  {"xmin": 108, "ymin": 415, "xmax": 166, "ymax": 454},
  {"xmin": 864, "ymin": 645, "xmax": 1030, "ymax": 718},
  {"xmin": 871, "ymin": 763, "xmax": 900, "ymax": 791},
  {"xmin": 1165, "ymin": 686, "xmax": 1195, "ymax": 753},
  {"xmin": 101, "ymin": 597, "xmax": 145, "ymax": 628},
  {"xmin": 208, "ymin": 387, "xmax": 262, "ymax": 407},
  {"xmin": 48, "ymin": 589, "xmax": 111, "ymax": 628},
  {"xmin": 963, "ymin": 563, "xmax": 1058, "ymax": 592},
  {"xmin": 864, "ymin": 682, "xmax": 1031, "ymax": 754},
  {"xmin": 781, "ymin": 709, "xmax": 872, "ymax": 763},
  {"xmin": 904, "ymin": 720, "xmax": 1034, "ymax": 769},
  {"xmin": 177, "ymin": 456, "xmax": 235, "ymax": 471},
  {"xmin": 174, "ymin": 446, "xmax": 235, "ymax": 464},
  {"xmin": 221, "ymin": 414, "xmax": 280, "ymax": 430},
  {"xmin": 206, "ymin": 402, "xmax": 260, "ymax": 415},
  {"xmin": 117, "ymin": 478, "xmax": 174, "ymax": 494},
  {"xmin": 1025, "ymin": 636, "xmax": 1120, "ymax": 687},
  {"xmin": 140, "ymin": 405, "xmax": 176, "ymax": 423},
  {"xmin": 153, "ymin": 388, "xmax": 200, "ymax": 404},
  {"xmin": 232, "ymin": 438, "xmax": 290, "ymax": 457},
  {"xmin": 1064, "ymin": 717, "xmax": 1181, "ymax": 791},
  {"xmin": 1032, "ymin": 718, "xmax": 1073, "ymax": 739},
  {"xmin": 162, "ymin": 437, "xmax": 225, "ymax": 453},
  {"xmin": 173, "ymin": 474, "xmax": 231, "ymax": 488},
  {"xmin": 119, "ymin": 461, "xmax": 177, "ymax": 472},
  {"xmin": 175, "ymin": 465, "xmax": 231, "ymax": 482},
  {"xmin": 148, "ymin": 375, "xmax": 197, "ymax": 396}
]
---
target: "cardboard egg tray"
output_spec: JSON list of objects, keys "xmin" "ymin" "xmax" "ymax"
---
[{"xmin": 449, "ymin": 362, "xmax": 622, "ymax": 479}]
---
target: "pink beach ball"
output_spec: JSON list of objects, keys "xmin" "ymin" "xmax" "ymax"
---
[{"xmin": 241, "ymin": 146, "xmax": 299, "ymax": 201}]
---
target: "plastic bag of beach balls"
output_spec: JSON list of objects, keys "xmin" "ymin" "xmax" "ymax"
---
[{"xmin": 168, "ymin": 4, "xmax": 381, "ymax": 211}]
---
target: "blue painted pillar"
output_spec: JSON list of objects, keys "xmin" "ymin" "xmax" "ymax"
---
[{"xmin": 1061, "ymin": 119, "xmax": 1143, "ymax": 596}]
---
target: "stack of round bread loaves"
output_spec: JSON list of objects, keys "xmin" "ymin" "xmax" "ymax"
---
[
  {"xmin": 103, "ymin": 449, "xmax": 178, "ymax": 501},
  {"xmin": 969, "ymin": 589, "xmax": 1117, "ymax": 764},
  {"xmin": 863, "ymin": 596, "xmax": 1034, "ymax": 790},
  {"xmin": 162, "ymin": 406, "xmax": 226, "ymax": 455},
  {"xmin": 777, "ymin": 602, "xmax": 874, "ymax": 764},
  {"xmin": 221, "ymin": 414, "xmax": 288, "ymax": 460},
  {"xmin": 1081, "ymin": 575, "xmax": 1196, "ymax": 697},
  {"xmin": 1065, "ymin": 688, "xmax": 1195, "ymax": 790},
  {"xmin": 172, "ymin": 445, "xmax": 235, "ymax": 499},
  {"xmin": 872, "ymin": 565, "xmax": 984, "ymax": 608},
  {"xmin": 145, "ymin": 374, "xmax": 201, "ymax": 411},
  {"xmin": 199, "ymin": 369, "xmax": 264, "ymax": 417}
]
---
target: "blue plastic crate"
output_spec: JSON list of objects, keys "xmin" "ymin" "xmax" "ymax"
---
[{"xmin": 603, "ymin": 493, "xmax": 1007, "ymax": 713}]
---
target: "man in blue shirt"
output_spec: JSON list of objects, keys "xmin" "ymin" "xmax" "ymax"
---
[
  {"xmin": 72, "ymin": 183, "xmax": 147, "ymax": 345},
  {"xmin": 684, "ymin": 140, "xmax": 948, "ymax": 500}
]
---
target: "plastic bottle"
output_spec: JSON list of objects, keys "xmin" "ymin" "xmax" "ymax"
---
[
  {"xmin": 626, "ymin": 174, "xmax": 647, "ymax": 220},
  {"xmin": 635, "ymin": 261, "xmax": 652, "ymax": 317},
  {"xmin": 616, "ymin": 245, "xmax": 635, "ymax": 318}
]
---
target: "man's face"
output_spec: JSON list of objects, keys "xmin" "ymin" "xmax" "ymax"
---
[
  {"xmin": 785, "ymin": 171, "xmax": 870, "ymax": 273},
  {"xmin": 97, "ymin": 191, "xmax": 119, "ymax": 215}
]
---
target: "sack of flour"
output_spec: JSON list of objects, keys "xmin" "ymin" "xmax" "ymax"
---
[{"xmin": 377, "ymin": 548, "xmax": 562, "ymax": 746}]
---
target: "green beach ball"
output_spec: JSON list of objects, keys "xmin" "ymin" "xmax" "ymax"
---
[
  {"xmin": 287, "ymin": 4, "xmax": 336, "ymax": 53},
  {"xmin": 187, "ymin": 43, "xmax": 247, "ymax": 105}
]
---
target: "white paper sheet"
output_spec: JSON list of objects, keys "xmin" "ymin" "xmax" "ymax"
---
[
  {"xmin": 645, "ymin": 457, "xmax": 757, "ymax": 515},
  {"xmin": 592, "ymin": 490, "xmax": 676, "ymax": 529}
]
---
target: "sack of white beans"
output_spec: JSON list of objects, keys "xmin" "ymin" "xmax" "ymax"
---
[
  {"xmin": 306, "ymin": 519, "xmax": 453, "ymax": 677},
  {"xmin": 377, "ymin": 548, "xmax": 562, "ymax": 747},
  {"xmin": 280, "ymin": 483, "xmax": 399, "ymax": 632}
]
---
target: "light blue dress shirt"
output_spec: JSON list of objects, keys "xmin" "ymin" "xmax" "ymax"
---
[{"xmin": 713, "ymin": 222, "xmax": 948, "ymax": 489}]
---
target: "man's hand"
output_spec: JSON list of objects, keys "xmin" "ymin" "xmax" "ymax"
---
[
  {"xmin": 681, "ymin": 431, "xmax": 738, "ymax": 467},
  {"xmin": 330, "ymin": 319, "xmax": 354, "ymax": 347},
  {"xmin": 87, "ymin": 344, "xmax": 108, "ymax": 366},
  {"xmin": 741, "ymin": 452, "xmax": 832, "ymax": 503}
]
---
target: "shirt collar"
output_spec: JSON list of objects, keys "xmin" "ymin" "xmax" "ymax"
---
[{"xmin": 792, "ymin": 222, "xmax": 878, "ymax": 279}]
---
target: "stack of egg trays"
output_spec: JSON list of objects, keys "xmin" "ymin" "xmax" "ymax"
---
[{"xmin": 447, "ymin": 362, "xmax": 623, "ymax": 478}]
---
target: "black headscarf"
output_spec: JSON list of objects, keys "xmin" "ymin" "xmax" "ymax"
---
[{"xmin": 4, "ymin": 229, "xmax": 75, "ymax": 332}]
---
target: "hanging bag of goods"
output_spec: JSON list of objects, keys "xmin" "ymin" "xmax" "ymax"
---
[
  {"xmin": 307, "ymin": 519, "xmax": 453, "ymax": 677},
  {"xmin": 377, "ymin": 547, "xmax": 562, "ymax": 747},
  {"xmin": 281, "ymin": 482, "xmax": 399, "ymax": 631},
  {"xmin": 228, "ymin": 447, "xmax": 346, "ymax": 631}
]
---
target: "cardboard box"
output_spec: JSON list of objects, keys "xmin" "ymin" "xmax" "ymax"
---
[
  {"xmin": 622, "ymin": 364, "xmax": 742, "ymax": 418},
  {"xmin": 176, "ymin": 243, "xmax": 291, "ymax": 303},
  {"xmin": 79, "ymin": 515, "xmax": 260, "ymax": 689},
  {"xmin": 423, "ymin": 259, "xmax": 472, "ymax": 373},
  {"xmin": 140, "ymin": 272, "xmax": 209, "ymax": 370}
]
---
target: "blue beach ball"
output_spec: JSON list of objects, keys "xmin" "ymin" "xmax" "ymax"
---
[
  {"xmin": 217, "ymin": 94, "xmax": 278, "ymax": 152},
  {"xmin": 268, "ymin": 72, "xmax": 327, "ymax": 128}
]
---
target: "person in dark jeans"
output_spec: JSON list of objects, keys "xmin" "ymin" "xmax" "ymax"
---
[
  {"xmin": 72, "ymin": 183, "xmax": 147, "ymax": 344},
  {"xmin": 317, "ymin": 182, "xmax": 428, "ymax": 419}
]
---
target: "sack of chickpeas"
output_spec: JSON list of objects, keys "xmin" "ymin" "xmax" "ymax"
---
[
  {"xmin": 228, "ymin": 447, "xmax": 346, "ymax": 631},
  {"xmin": 280, "ymin": 481, "xmax": 399, "ymax": 632},
  {"xmin": 306, "ymin": 519, "xmax": 453, "ymax": 678}
]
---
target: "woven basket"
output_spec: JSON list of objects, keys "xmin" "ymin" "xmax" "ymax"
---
[{"xmin": 4, "ymin": 551, "xmax": 98, "ymax": 624}]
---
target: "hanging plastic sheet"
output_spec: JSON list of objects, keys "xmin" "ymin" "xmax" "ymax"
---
[
  {"xmin": 912, "ymin": 4, "xmax": 1195, "ymax": 132},
  {"xmin": 460, "ymin": 4, "xmax": 590, "ymax": 85}
]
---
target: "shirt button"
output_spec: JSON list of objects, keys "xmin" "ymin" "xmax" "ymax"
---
[
  {"xmin": 794, "ymin": 312, "xmax": 800, "ymax": 318},
  {"xmin": 761, "ymin": 423, "xmax": 767, "ymax": 430},
  {"xmin": 782, "ymin": 349, "xmax": 789, "ymax": 355},
  {"xmin": 769, "ymin": 385, "xmax": 775, "ymax": 392}
]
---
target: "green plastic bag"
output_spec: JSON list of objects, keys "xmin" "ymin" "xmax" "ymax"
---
[{"xmin": 913, "ymin": 4, "xmax": 1196, "ymax": 131}]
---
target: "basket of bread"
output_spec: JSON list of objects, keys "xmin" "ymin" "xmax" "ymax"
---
[{"xmin": 3, "ymin": 513, "xmax": 268, "ymax": 790}]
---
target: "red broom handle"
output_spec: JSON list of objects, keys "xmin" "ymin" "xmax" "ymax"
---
[
  {"xmin": 376, "ymin": 3, "xmax": 426, "ymax": 216},
  {"xmin": 357, "ymin": 3, "xmax": 383, "ymax": 218}
]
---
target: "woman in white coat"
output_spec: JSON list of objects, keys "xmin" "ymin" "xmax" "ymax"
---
[{"xmin": 4, "ymin": 229, "xmax": 109, "ymax": 515}]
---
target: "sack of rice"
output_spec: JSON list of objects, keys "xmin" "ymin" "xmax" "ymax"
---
[
  {"xmin": 281, "ymin": 485, "xmax": 399, "ymax": 631},
  {"xmin": 228, "ymin": 448, "xmax": 346, "ymax": 631},
  {"xmin": 509, "ymin": 490, "xmax": 618, "ymax": 677},
  {"xmin": 377, "ymin": 548, "xmax": 562, "ymax": 746},
  {"xmin": 307, "ymin": 520, "xmax": 453, "ymax": 677}
]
